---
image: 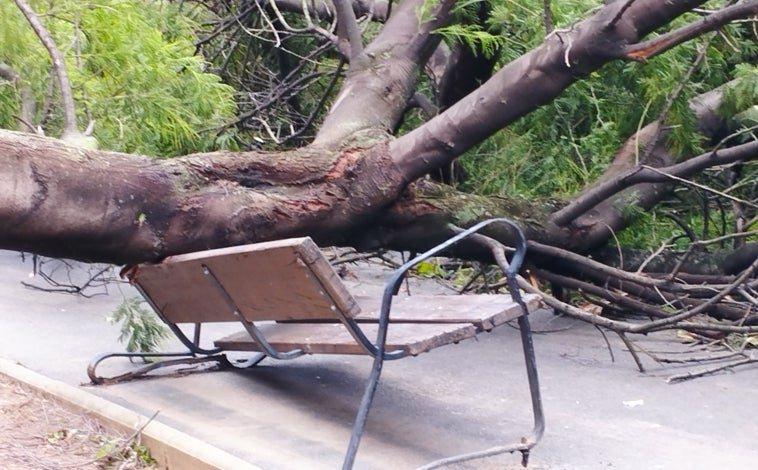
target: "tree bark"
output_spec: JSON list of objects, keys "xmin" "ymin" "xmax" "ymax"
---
[
  {"xmin": 0, "ymin": 130, "xmax": 407, "ymax": 263},
  {"xmin": 3, "ymin": 0, "xmax": 757, "ymax": 270}
]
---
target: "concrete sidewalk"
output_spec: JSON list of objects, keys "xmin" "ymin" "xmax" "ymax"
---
[{"xmin": 1, "ymin": 250, "xmax": 757, "ymax": 469}]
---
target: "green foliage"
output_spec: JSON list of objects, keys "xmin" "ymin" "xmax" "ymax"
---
[
  {"xmin": 460, "ymin": 49, "xmax": 712, "ymax": 199},
  {"xmin": 456, "ymin": 1, "xmax": 758, "ymax": 201},
  {"xmin": 0, "ymin": 0, "xmax": 237, "ymax": 156},
  {"xmin": 460, "ymin": 2, "xmax": 642, "ymax": 197},
  {"xmin": 415, "ymin": 259, "xmax": 448, "ymax": 278},
  {"xmin": 109, "ymin": 297, "xmax": 169, "ymax": 354},
  {"xmin": 434, "ymin": 24, "xmax": 505, "ymax": 59},
  {"xmin": 96, "ymin": 436, "xmax": 158, "ymax": 469},
  {"xmin": 721, "ymin": 63, "xmax": 758, "ymax": 122},
  {"xmin": 413, "ymin": 258, "xmax": 477, "ymax": 287}
]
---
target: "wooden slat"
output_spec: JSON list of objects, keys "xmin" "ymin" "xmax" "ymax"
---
[
  {"xmin": 214, "ymin": 322, "xmax": 477, "ymax": 356},
  {"xmin": 292, "ymin": 240, "xmax": 361, "ymax": 319},
  {"xmin": 132, "ymin": 238, "xmax": 359, "ymax": 324},
  {"xmin": 353, "ymin": 293, "xmax": 541, "ymax": 331}
]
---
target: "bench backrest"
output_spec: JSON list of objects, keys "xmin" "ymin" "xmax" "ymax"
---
[{"xmin": 130, "ymin": 238, "xmax": 360, "ymax": 324}]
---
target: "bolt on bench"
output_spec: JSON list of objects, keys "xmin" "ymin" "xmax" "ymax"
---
[{"xmin": 88, "ymin": 218, "xmax": 545, "ymax": 469}]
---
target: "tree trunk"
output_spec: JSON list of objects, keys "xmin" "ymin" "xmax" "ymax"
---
[{"xmin": 0, "ymin": 130, "xmax": 406, "ymax": 263}]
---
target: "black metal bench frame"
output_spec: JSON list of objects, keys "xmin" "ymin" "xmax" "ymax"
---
[{"xmin": 88, "ymin": 218, "xmax": 544, "ymax": 469}]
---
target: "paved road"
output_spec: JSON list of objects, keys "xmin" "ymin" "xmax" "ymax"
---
[{"xmin": 1, "ymin": 250, "xmax": 757, "ymax": 469}]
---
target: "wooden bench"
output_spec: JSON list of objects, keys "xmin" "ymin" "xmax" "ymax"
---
[{"xmin": 88, "ymin": 218, "xmax": 545, "ymax": 469}]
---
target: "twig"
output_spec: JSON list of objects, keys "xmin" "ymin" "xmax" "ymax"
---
[
  {"xmin": 278, "ymin": 58, "xmax": 346, "ymax": 144},
  {"xmin": 458, "ymin": 265, "xmax": 486, "ymax": 293},
  {"xmin": 617, "ymin": 331, "xmax": 645, "ymax": 373},
  {"xmin": 595, "ymin": 325, "xmax": 616, "ymax": 363},
  {"xmin": 542, "ymin": 0, "xmax": 553, "ymax": 34},
  {"xmin": 666, "ymin": 354, "xmax": 756, "ymax": 383},
  {"xmin": 634, "ymin": 256, "xmax": 758, "ymax": 332},
  {"xmin": 329, "ymin": 250, "xmax": 398, "ymax": 268},
  {"xmin": 21, "ymin": 262, "xmax": 114, "ymax": 298},
  {"xmin": 530, "ymin": 241, "xmax": 695, "ymax": 292},
  {"xmin": 641, "ymin": 165, "xmax": 758, "ymax": 209},
  {"xmin": 253, "ymin": 0, "xmax": 282, "ymax": 47},
  {"xmin": 661, "ymin": 210, "xmax": 698, "ymax": 243},
  {"xmin": 534, "ymin": 268, "xmax": 671, "ymax": 319},
  {"xmin": 545, "ymin": 26, "xmax": 575, "ymax": 67},
  {"xmin": 672, "ymin": 322, "xmax": 758, "ymax": 334},
  {"xmin": 267, "ymin": 0, "xmax": 338, "ymax": 43},
  {"xmin": 654, "ymin": 349, "xmax": 746, "ymax": 364},
  {"xmin": 635, "ymin": 240, "xmax": 672, "ymax": 274}
]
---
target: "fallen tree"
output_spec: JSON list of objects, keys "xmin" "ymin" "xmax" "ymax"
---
[{"xmin": 2, "ymin": 0, "xmax": 758, "ymax": 375}]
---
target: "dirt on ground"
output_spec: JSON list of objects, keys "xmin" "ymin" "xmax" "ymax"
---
[{"xmin": 0, "ymin": 373, "xmax": 160, "ymax": 470}]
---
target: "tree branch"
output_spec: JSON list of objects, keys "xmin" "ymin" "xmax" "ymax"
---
[
  {"xmin": 314, "ymin": 0, "xmax": 454, "ymax": 145},
  {"xmin": 334, "ymin": 0, "xmax": 365, "ymax": 60},
  {"xmin": 0, "ymin": 129, "xmax": 405, "ymax": 264},
  {"xmin": 390, "ymin": 0, "xmax": 710, "ymax": 181},
  {"xmin": 266, "ymin": 0, "xmax": 338, "ymax": 44},
  {"xmin": 623, "ymin": 1, "xmax": 758, "ymax": 61},
  {"xmin": 551, "ymin": 139, "xmax": 758, "ymax": 226},
  {"xmin": 270, "ymin": 0, "xmax": 390, "ymax": 23},
  {"xmin": 14, "ymin": 0, "xmax": 79, "ymax": 139}
]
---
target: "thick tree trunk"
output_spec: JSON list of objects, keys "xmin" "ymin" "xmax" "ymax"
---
[{"xmin": 0, "ymin": 130, "xmax": 406, "ymax": 263}]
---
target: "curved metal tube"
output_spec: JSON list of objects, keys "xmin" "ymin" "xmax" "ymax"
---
[
  {"xmin": 343, "ymin": 218, "xmax": 535, "ymax": 469},
  {"xmin": 87, "ymin": 351, "xmax": 230, "ymax": 384},
  {"xmin": 201, "ymin": 264, "xmax": 304, "ymax": 360}
]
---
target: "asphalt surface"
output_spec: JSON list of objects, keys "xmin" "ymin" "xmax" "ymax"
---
[{"xmin": 1, "ymin": 250, "xmax": 757, "ymax": 469}]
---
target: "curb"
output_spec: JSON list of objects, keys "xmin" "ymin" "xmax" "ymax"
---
[{"xmin": 0, "ymin": 357, "xmax": 264, "ymax": 470}]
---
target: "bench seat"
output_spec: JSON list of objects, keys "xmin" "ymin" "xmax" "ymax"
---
[
  {"xmin": 215, "ymin": 294, "xmax": 540, "ymax": 355},
  {"xmin": 216, "ymin": 322, "xmax": 477, "ymax": 356}
]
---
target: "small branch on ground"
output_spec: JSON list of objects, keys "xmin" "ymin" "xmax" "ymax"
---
[
  {"xmin": 20, "ymin": 256, "xmax": 116, "ymax": 298},
  {"xmin": 62, "ymin": 410, "xmax": 160, "ymax": 468},
  {"xmin": 666, "ymin": 354, "xmax": 757, "ymax": 383}
]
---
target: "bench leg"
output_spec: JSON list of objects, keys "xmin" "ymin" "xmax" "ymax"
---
[
  {"xmin": 515, "ymin": 312, "xmax": 546, "ymax": 464},
  {"xmin": 415, "ymin": 313, "xmax": 545, "ymax": 470},
  {"xmin": 228, "ymin": 352, "xmax": 267, "ymax": 369},
  {"xmin": 340, "ymin": 313, "xmax": 545, "ymax": 470},
  {"xmin": 342, "ymin": 218, "xmax": 544, "ymax": 469},
  {"xmin": 342, "ymin": 347, "xmax": 385, "ymax": 470}
]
